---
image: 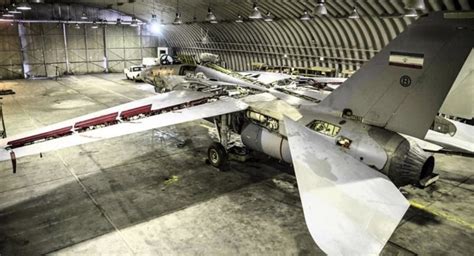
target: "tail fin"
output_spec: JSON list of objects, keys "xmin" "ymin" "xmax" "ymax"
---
[{"xmin": 320, "ymin": 12, "xmax": 474, "ymax": 139}]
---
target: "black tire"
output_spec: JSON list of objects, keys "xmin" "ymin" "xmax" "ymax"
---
[{"xmin": 207, "ymin": 142, "xmax": 227, "ymax": 169}]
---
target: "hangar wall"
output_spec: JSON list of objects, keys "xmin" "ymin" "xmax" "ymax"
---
[
  {"xmin": 164, "ymin": 17, "xmax": 410, "ymax": 72},
  {"xmin": 161, "ymin": 0, "xmax": 471, "ymax": 72},
  {"xmin": 0, "ymin": 25, "xmax": 158, "ymax": 80},
  {"xmin": 0, "ymin": 24, "xmax": 22, "ymax": 80},
  {"xmin": 15, "ymin": 24, "xmax": 158, "ymax": 79}
]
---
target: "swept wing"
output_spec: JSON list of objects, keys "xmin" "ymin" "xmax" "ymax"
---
[{"xmin": 0, "ymin": 90, "xmax": 247, "ymax": 162}]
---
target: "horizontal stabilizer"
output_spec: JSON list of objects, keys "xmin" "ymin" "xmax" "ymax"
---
[
  {"xmin": 284, "ymin": 117, "xmax": 409, "ymax": 255},
  {"xmin": 439, "ymin": 48, "xmax": 474, "ymax": 119}
]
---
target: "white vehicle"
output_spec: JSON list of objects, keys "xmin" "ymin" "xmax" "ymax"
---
[{"xmin": 124, "ymin": 66, "xmax": 144, "ymax": 81}]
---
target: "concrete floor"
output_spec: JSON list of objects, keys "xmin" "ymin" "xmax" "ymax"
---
[{"xmin": 0, "ymin": 74, "xmax": 472, "ymax": 255}]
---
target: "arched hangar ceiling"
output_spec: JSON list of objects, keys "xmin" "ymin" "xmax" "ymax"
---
[{"xmin": 61, "ymin": 1, "xmax": 473, "ymax": 71}]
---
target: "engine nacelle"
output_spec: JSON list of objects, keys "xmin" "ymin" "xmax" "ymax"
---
[
  {"xmin": 369, "ymin": 128, "xmax": 435, "ymax": 187},
  {"xmin": 241, "ymin": 123, "xmax": 292, "ymax": 163},
  {"xmin": 241, "ymin": 121, "xmax": 435, "ymax": 187}
]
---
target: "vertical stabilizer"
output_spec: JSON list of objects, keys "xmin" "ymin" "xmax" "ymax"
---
[{"xmin": 320, "ymin": 12, "xmax": 474, "ymax": 139}]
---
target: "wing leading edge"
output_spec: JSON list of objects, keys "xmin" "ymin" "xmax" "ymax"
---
[{"xmin": 284, "ymin": 117, "xmax": 409, "ymax": 255}]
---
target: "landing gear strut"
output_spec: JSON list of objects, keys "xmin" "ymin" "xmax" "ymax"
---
[{"xmin": 206, "ymin": 115, "xmax": 231, "ymax": 170}]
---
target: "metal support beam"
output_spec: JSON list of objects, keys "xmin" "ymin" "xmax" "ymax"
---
[
  {"xmin": 139, "ymin": 26, "xmax": 143, "ymax": 60},
  {"xmin": 17, "ymin": 23, "xmax": 29, "ymax": 78},
  {"xmin": 103, "ymin": 26, "xmax": 109, "ymax": 73},
  {"xmin": 16, "ymin": 24, "xmax": 25, "ymax": 78},
  {"xmin": 83, "ymin": 25, "xmax": 89, "ymax": 73},
  {"xmin": 39, "ymin": 24, "xmax": 48, "ymax": 77},
  {"xmin": 62, "ymin": 24, "xmax": 71, "ymax": 74}
]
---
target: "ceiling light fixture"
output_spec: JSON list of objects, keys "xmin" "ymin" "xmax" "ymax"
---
[
  {"xmin": 201, "ymin": 34, "xmax": 209, "ymax": 44},
  {"xmin": 404, "ymin": 8, "xmax": 418, "ymax": 17},
  {"xmin": 315, "ymin": 0, "xmax": 328, "ymax": 16},
  {"xmin": 405, "ymin": 0, "xmax": 426, "ymax": 10},
  {"xmin": 74, "ymin": 23, "xmax": 81, "ymax": 29},
  {"xmin": 205, "ymin": 7, "xmax": 217, "ymax": 22},
  {"xmin": 173, "ymin": 13, "xmax": 183, "ymax": 25},
  {"xmin": 91, "ymin": 21, "xmax": 99, "ymax": 29},
  {"xmin": 130, "ymin": 17, "xmax": 139, "ymax": 27},
  {"xmin": 263, "ymin": 11, "xmax": 273, "ymax": 22},
  {"xmin": 249, "ymin": 2, "xmax": 263, "ymax": 19},
  {"xmin": 151, "ymin": 14, "xmax": 157, "ymax": 24},
  {"xmin": 235, "ymin": 14, "xmax": 244, "ymax": 23},
  {"xmin": 348, "ymin": 7, "xmax": 360, "ymax": 19},
  {"xmin": 173, "ymin": 0, "xmax": 182, "ymax": 25},
  {"xmin": 17, "ymin": 1, "xmax": 32, "ymax": 11},
  {"xmin": 150, "ymin": 14, "xmax": 161, "ymax": 33},
  {"xmin": 201, "ymin": 29, "xmax": 209, "ymax": 44},
  {"xmin": 116, "ymin": 18, "xmax": 122, "ymax": 25},
  {"xmin": 300, "ymin": 10, "xmax": 311, "ymax": 21},
  {"xmin": 8, "ymin": 4, "xmax": 22, "ymax": 14},
  {"xmin": 2, "ymin": 9, "xmax": 15, "ymax": 17},
  {"xmin": 80, "ymin": 12, "xmax": 88, "ymax": 20}
]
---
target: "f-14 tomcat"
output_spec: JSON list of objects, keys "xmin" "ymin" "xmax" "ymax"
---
[{"xmin": 1, "ymin": 12, "xmax": 473, "ymax": 255}]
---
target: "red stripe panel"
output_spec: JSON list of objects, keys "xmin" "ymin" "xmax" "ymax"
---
[
  {"xmin": 74, "ymin": 112, "xmax": 118, "ymax": 130},
  {"xmin": 120, "ymin": 104, "xmax": 152, "ymax": 119},
  {"xmin": 8, "ymin": 126, "xmax": 73, "ymax": 148}
]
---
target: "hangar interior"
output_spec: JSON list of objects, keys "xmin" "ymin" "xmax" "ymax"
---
[{"xmin": 0, "ymin": 0, "xmax": 473, "ymax": 255}]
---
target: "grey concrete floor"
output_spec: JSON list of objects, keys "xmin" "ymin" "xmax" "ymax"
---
[{"xmin": 0, "ymin": 74, "xmax": 473, "ymax": 255}]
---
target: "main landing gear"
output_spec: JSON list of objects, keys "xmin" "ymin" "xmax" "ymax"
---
[
  {"xmin": 207, "ymin": 142, "xmax": 227, "ymax": 168},
  {"xmin": 206, "ymin": 115, "xmax": 249, "ymax": 170}
]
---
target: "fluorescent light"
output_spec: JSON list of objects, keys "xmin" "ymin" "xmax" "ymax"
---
[{"xmin": 91, "ymin": 21, "xmax": 99, "ymax": 29}]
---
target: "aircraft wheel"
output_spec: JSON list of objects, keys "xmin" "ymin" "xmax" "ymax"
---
[{"xmin": 207, "ymin": 142, "xmax": 227, "ymax": 169}]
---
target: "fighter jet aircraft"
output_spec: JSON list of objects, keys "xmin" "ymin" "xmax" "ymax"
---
[{"xmin": 1, "ymin": 12, "xmax": 473, "ymax": 255}]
